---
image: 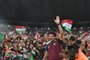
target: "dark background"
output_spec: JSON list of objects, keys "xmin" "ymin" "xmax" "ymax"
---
[{"xmin": 0, "ymin": 0, "xmax": 90, "ymax": 26}]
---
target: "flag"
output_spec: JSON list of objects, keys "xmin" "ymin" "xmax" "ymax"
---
[
  {"xmin": 29, "ymin": 55, "xmax": 34, "ymax": 60},
  {"xmin": 0, "ymin": 32, "xmax": 4, "ymax": 41},
  {"xmin": 62, "ymin": 19, "xmax": 73, "ymax": 32},
  {"xmin": 15, "ymin": 26, "xmax": 26, "ymax": 33},
  {"xmin": 29, "ymin": 50, "xmax": 36, "ymax": 60}
]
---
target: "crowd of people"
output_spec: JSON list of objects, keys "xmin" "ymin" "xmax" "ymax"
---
[{"xmin": 0, "ymin": 16, "xmax": 89, "ymax": 60}]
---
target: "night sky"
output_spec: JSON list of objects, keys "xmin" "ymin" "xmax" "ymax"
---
[{"xmin": 0, "ymin": 0, "xmax": 90, "ymax": 25}]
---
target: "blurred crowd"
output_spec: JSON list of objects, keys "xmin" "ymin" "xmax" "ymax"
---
[
  {"xmin": 0, "ymin": 16, "xmax": 90, "ymax": 60},
  {"xmin": 0, "ymin": 26, "xmax": 89, "ymax": 60}
]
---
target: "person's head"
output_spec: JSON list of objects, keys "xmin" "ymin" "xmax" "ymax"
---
[
  {"xmin": 47, "ymin": 31, "xmax": 56, "ymax": 41},
  {"xmin": 29, "ymin": 43, "xmax": 34, "ymax": 49},
  {"xmin": 16, "ymin": 36, "xmax": 21, "ymax": 40},
  {"xmin": 69, "ymin": 36, "xmax": 76, "ymax": 45},
  {"xmin": 63, "ymin": 37, "xmax": 69, "ymax": 44},
  {"xmin": 36, "ymin": 42, "xmax": 42, "ymax": 48},
  {"xmin": 76, "ymin": 40, "xmax": 82, "ymax": 46}
]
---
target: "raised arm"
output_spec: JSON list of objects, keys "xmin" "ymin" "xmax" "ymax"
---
[
  {"xmin": 54, "ymin": 16, "xmax": 64, "ymax": 40},
  {"xmin": 42, "ymin": 51, "xmax": 48, "ymax": 60},
  {"xmin": 78, "ymin": 32, "xmax": 86, "ymax": 40}
]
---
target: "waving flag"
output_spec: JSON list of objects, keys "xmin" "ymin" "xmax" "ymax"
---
[
  {"xmin": 62, "ymin": 19, "xmax": 73, "ymax": 32},
  {"xmin": 15, "ymin": 26, "xmax": 26, "ymax": 33}
]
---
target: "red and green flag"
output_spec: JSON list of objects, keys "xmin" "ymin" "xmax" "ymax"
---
[
  {"xmin": 62, "ymin": 19, "xmax": 73, "ymax": 32},
  {"xmin": 15, "ymin": 26, "xmax": 26, "ymax": 33}
]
